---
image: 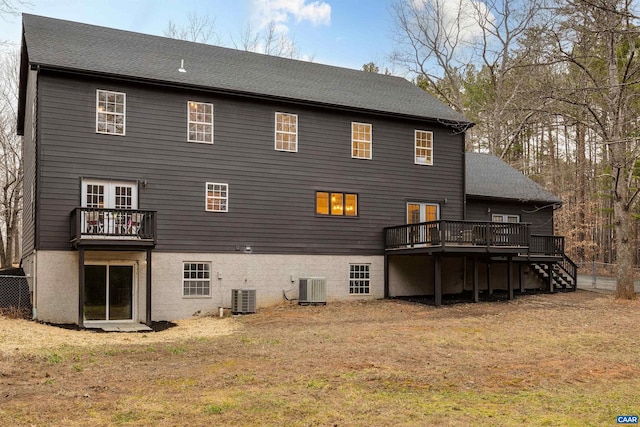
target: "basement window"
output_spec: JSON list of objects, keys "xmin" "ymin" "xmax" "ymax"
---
[
  {"xmin": 183, "ymin": 262, "xmax": 211, "ymax": 297},
  {"xmin": 349, "ymin": 264, "xmax": 370, "ymax": 294}
]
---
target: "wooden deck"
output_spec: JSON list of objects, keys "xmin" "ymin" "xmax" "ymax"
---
[{"xmin": 383, "ymin": 220, "xmax": 578, "ymax": 304}]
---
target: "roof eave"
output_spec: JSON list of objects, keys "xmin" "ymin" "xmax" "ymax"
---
[{"xmin": 466, "ymin": 193, "xmax": 562, "ymax": 206}]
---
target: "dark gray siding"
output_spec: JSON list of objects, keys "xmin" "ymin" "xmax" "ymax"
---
[
  {"xmin": 21, "ymin": 69, "xmax": 37, "ymax": 258},
  {"xmin": 465, "ymin": 197, "xmax": 556, "ymax": 235},
  {"xmin": 37, "ymin": 72, "xmax": 466, "ymax": 255}
]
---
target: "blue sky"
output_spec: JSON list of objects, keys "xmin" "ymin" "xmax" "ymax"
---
[{"xmin": 0, "ymin": 0, "xmax": 398, "ymax": 71}]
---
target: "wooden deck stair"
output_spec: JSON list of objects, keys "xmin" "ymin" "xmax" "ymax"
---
[{"xmin": 529, "ymin": 253, "xmax": 577, "ymax": 291}]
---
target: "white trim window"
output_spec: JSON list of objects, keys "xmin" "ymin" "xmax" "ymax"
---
[
  {"xmin": 275, "ymin": 112, "xmax": 298, "ymax": 152},
  {"xmin": 352, "ymin": 122, "xmax": 372, "ymax": 159},
  {"xmin": 349, "ymin": 264, "xmax": 370, "ymax": 294},
  {"xmin": 492, "ymin": 214, "xmax": 520, "ymax": 223},
  {"xmin": 206, "ymin": 182, "xmax": 228, "ymax": 212},
  {"xmin": 183, "ymin": 262, "xmax": 211, "ymax": 297},
  {"xmin": 96, "ymin": 89, "xmax": 126, "ymax": 135},
  {"xmin": 188, "ymin": 101, "xmax": 214, "ymax": 143},
  {"xmin": 415, "ymin": 130, "xmax": 433, "ymax": 165}
]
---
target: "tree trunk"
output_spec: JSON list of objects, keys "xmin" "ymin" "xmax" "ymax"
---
[
  {"xmin": 576, "ymin": 121, "xmax": 586, "ymax": 263},
  {"xmin": 614, "ymin": 197, "xmax": 636, "ymax": 299}
]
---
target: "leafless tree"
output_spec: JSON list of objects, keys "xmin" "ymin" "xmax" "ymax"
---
[
  {"xmin": 0, "ymin": 0, "xmax": 20, "ymax": 16},
  {"xmin": 547, "ymin": 0, "xmax": 640, "ymax": 299},
  {"xmin": 233, "ymin": 21, "xmax": 301, "ymax": 59},
  {"xmin": 0, "ymin": 50, "xmax": 22, "ymax": 267},
  {"xmin": 163, "ymin": 11, "xmax": 219, "ymax": 44},
  {"xmin": 164, "ymin": 12, "xmax": 307, "ymax": 60},
  {"xmin": 391, "ymin": 0, "xmax": 549, "ymax": 155}
]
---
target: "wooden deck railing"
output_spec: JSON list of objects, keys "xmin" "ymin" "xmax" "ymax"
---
[
  {"xmin": 384, "ymin": 220, "xmax": 531, "ymax": 250},
  {"xmin": 70, "ymin": 207, "xmax": 157, "ymax": 244},
  {"xmin": 530, "ymin": 235, "xmax": 564, "ymax": 256}
]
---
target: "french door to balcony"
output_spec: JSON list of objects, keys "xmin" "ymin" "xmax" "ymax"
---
[
  {"xmin": 407, "ymin": 202, "xmax": 440, "ymax": 245},
  {"xmin": 84, "ymin": 264, "xmax": 134, "ymax": 322},
  {"xmin": 407, "ymin": 202, "xmax": 439, "ymax": 224},
  {"xmin": 81, "ymin": 180, "xmax": 138, "ymax": 236},
  {"xmin": 82, "ymin": 180, "xmax": 138, "ymax": 210}
]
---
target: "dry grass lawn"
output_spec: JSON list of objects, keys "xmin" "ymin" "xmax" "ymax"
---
[{"xmin": 1, "ymin": 290, "xmax": 639, "ymax": 426}]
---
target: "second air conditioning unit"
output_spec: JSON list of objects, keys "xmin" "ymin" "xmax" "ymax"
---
[
  {"xmin": 231, "ymin": 289, "xmax": 256, "ymax": 314},
  {"xmin": 299, "ymin": 277, "xmax": 326, "ymax": 305}
]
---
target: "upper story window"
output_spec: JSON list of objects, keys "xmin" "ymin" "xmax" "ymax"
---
[
  {"xmin": 316, "ymin": 192, "xmax": 358, "ymax": 217},
  {"xmin": 206, "ymin": 182, "xmax": 228, "ymax": 212},
  {"xmin": 492, "ymin": 214, "xmax": 520, "ymax": 223},
  {"xmin": 352, "ymin": 122, "xmax": 372, "ymax": 159},
  {"xmin": 96, "ymin": 89, "xmax": 126, "ymax": 135},
  {"xmin": 275, "ymin": 112, "xmax": 298, "ymax": 152},
  {"xmin": 188, "ymin": 101, "xmax": 214, "ymax": 143},
  {"xmin": 415, "ymin": 130, "xmax": 433, "ymax": 165}
]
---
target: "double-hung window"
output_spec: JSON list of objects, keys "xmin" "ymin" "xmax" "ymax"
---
[
  {"xmin": 96, "ymin": 90, "xmax": 125, "ymax": 135},
  {"xmin": 188, "ymin": 101, "xmax": 214, "ymax": 143},
  {"xmin": 415, "ymin": 130, "xmax": 433, "ymax": 165},
  {"xmin": 352, "ymin": 122, "xmax": 372, "ymax": 159},
  {"xmin": 183, "ymin": 262, "xmax": 211, "ymax": 297},
  {"xmin": 206, "ymin": 183, "xmax": 228, "ymax": 212},
  {"xmin": 275, "ymin": 112, "xmax": 298, "ymax": 152},
  {"xmin": 492, "ymin": 214, "xmax": 520, "ymax": 223},
  {"xmin": 316, "ymin": 192, "xmax": 358, "ymax": 217},
  {"xmin": 349, "ymin": 264, "xmax": 370, "ymax": 294}
]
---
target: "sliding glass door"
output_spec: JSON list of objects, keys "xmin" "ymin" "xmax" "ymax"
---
[{"xmin": 84, "ymin": 264, "xmax": 134, "ymax": 322}]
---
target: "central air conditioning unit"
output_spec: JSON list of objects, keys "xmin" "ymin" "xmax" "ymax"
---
[
  {"xmin": 231, "ymin": 289, "xmax": 256, "ymax": 314},
  {"xmin": 299, "ymin": 277, "xmax": 326, "ymax": 305}
]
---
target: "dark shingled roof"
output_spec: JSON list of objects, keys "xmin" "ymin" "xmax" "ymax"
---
[
  {"xmin": 21, "ymin": 14, "xmax": 471, "ymax": 125},
  {"xmin": 466, "ymin": 153, "xmax": 562, "ymax": 204}
]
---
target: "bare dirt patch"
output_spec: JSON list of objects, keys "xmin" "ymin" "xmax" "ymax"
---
[{"xmin": 1, "ymin": 291, "xmax": 639, "ymax": 426}]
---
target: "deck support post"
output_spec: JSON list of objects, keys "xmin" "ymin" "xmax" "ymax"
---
[
  {"xmin": 519, "ymin": 263, "xmax": 524, "ymax": 293},
  {"xmin": 507, "ymin": 256, "xmax": 514, "ymax": 300},
  {"xmin": 146, "ymin": 248, "xmax": 152, "ymax": 326},
  {"xmin": 472, "ymin": 257, "xmax": 479, "ymax": 303},
  {"xmin": 434, "ymin": 255, "xmax": 442, "ymax": 306},
  {"xmin": 384, "ymin": 254, "xmax": 389, "ymax": 298},
  {"xmin": 78, "ymin": 248, "xmax": 85, "ymax": 328},
  {"xmin": 487, "ymin": 262, "xmax": 492, "ymax": 295},
  {"xmin": 547, "ymin": 262, "xmax": 555, "ymax": 293}
]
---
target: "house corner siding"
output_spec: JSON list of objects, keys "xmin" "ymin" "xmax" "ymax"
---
[{"xmin": 22, "ymin": 69, "xmax": 38, "ymax": 258}]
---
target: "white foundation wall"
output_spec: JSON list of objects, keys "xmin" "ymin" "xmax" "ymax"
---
[
  {"xmin": 152, "ymin": 253, "xmax": 384, "ymax": 321},
  {"xmin": 32, "ymin": 251, "xmax": 78, "ymax": 324},
  {"xmin": 31, "ymin": 250, "xmax": 148, "ymax": 324}
]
